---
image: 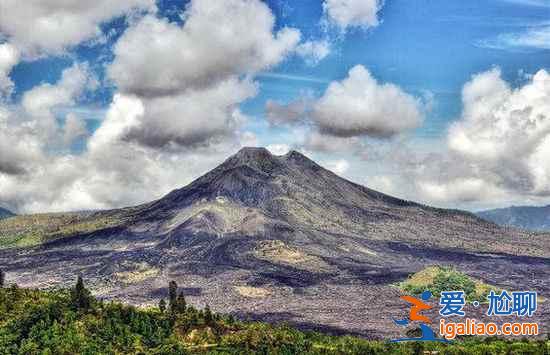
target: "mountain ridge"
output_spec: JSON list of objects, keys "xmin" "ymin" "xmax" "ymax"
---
[
  {"xmin": 0, "ymin": 207, "xmax": 15, "ymax": 220},
  {"xmin": 477, "ymin": 204, "xmax": 550, "ymax": 231}
]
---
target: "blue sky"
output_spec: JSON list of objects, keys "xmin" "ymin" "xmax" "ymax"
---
[
  {"xmin": 1, "ymin": 0, "xmax": 549, "ymax": 213},
  {"xmin": 9, "ymin": 0, "xmax": 550, "ymax": 136}
]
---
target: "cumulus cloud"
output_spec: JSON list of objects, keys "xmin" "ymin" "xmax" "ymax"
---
[
  {"xmin": 323, "ymin": 0, "xmax": 384, "ymax": 30},
  {"xmin": 266, "ymin": 65, "xmax": 423, "ymax": 144},
  {"xmin": 313, "ymin": 65, "xmax": 423, "ymax": 137},
  {"xmin": 0, "ymin": 0, "xmax": 156, "ymax": 57},
  {"xmin": 0, "ymin": 107, "xmax": 44, "ymax": 175},
  {"xmin": 21, "ymin": 63, "xmax": 95, "ymax": 144},
  {"xmin": 105, "ymin": 0, "xmax": 301, "ymax": 150},
  {"xmin": 108, "ymin": 1, "xmax": 300, "ymax": 97},
  {"xmin": 295, "ymin": 40, "xmax": 331, "ymax": 65},
  {"xmin": 22, "ymin": 63, "xmax": 92, "ymax": 115},
  {"xmin": 416, "ymin": 68, "xmax": 550, "ymax": 204},
  {"xmin": 0, "ymin": 43, "xmax": 19, "ymax": 98},
  {"xmin": 103, "ymin": 78, "xmax": 257, "ymax": 149},
  {"xmin": 0, "ymin": 63, "xmax": 94, "ymax": 176}
]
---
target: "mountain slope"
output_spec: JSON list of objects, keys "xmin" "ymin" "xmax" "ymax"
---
[
  {"xmin": 1, "ymin": 147, "xmax": 549, "ymax": 338},
  {"xmin": 0, "ymin": 207, "xmax": 15, "ymax": 220},
  {"xmin": 477, "ymin": 205, "xmax": 550, "ymax": 231}
]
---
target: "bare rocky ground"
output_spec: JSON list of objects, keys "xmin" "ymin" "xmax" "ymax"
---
[{"xmin": 1, "ymin": 148, "xmax": 549, "ymax": 339}]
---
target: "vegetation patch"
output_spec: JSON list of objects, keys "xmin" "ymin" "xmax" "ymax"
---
[
  {"xmin": 0, "ymin": 212, "xmax": 126, "ymax": 249},
  {"xmin": 398, "ymin": 266, "xmax": 499, "ymax": 302},
  {"xmin": 115, "ymin": 262, "xmax": 160, "ymax": 284},
  {"xmin": 234, "ymin": 286, "xmax": 271, "ymax": 298},
  {"xmin": 0, "ymin": 277, "xmax": 547, "ymax": 354},
  {"xmin": 254, "ymin": 240, "xmax": 331, "ymax": 272}
]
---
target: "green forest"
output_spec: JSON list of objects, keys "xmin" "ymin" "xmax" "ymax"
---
[{"xmin": 0, "ymin": 274, "xmax": 548, "ymax": 354}]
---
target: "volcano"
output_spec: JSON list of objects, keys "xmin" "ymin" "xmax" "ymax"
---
[{"xmin": 1, "ymin": 147, "xmax": 549, "ymax": 337}]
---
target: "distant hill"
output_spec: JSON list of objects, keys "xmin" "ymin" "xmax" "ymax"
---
[
  {"xmin": 0, "ymin": 207, "xmax": 15, "ymax": 220},
  {"xmin": 477, "ymin": 205, "xmax": 550, "ymax": 231},
  {"xmin": 1, "ymin": 147, "xmax": 549, "ymax": 338}
]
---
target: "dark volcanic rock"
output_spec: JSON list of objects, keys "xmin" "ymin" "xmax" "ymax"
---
[{"xmin": 1, "ymin": 147, "xmax": 549, "ymax": 338}]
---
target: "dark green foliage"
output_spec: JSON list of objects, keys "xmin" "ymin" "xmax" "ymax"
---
[
  {"xmin": 168, "ymin": 280, "xmax": 178, "ymax": 312},
  {"xmin": 159, "ymin": 299, "xmax": 166, "ymax": 314},
  {"xmin": 402, "ymin": 266, "xmax": 490, "ymax": 302},
  {"xmin": 70, "ymin": 275, "xmax": 92, "ymax": 311},
  {"xmin": 176, "ymin": 291, "xmax": 186, "ymax": 314},
  {"xmin": 432, "ymin": 271, "xmax": 476, "ymax": 300},
  {"xmin": 0, "ymin": 284, "xmax": 547, "ymax": 354},
  {"xmin": 204, "ymin": 304, "xmax": 212, "ymax": 325},
  {"xmin": 0, "ymin": 269, "xmax": 4, "ymax": 288}
]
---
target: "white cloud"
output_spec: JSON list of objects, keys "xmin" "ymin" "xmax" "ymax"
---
[
  {"xmin": 263, "ymin": 65, "xmax": 423, "ymax": 160},
  {"xmin": 108, "ymin": 0, "xmax": 300, "ymax": 97},
  {"xmin": 265, "ymin": 65, "xmax": 423, "ymax": 140},
  {"xmin": 418, "ymin": 178, "xmax": 505, "ymax": 204},
  {"xmin": 367, "ymin": 175, "xmax": 397, "ymax": 195},
  {"xmin": 312, "ymin": 65, "xmax": 423, "ymax": 138},
  {"xmin": 265, "ymin": 97, "xmax": 310, "ymax": 126},
  {"xmin": 266, "ymin": 144, "xmax": 291, "ymax": 155},
  {"xmin": 0, "ymin": 0, "xmax": 156, "ymax": 57},
  {"xmin": 417, "ymin": 68, "xmax": 550, "ymax": 203},
  {"xmin": 295, "ymin": 40, "xmax": 331, "ymax": 65},
  {"xmin": 323, "ymin": 0, "xmax": 384, "ymax": 30},
  {"xmin": 323, "ymin": 159, "xmax": 350, "ymax": 175},
  {"xmin": 63, "ymin": 113, "xmax": 88, "ymax": 146},
  {"xmin": 506, "ymin": 26, "xmax": 550, "ymax": 49},
  {"xmin": 104, "ymin": 0, "xmax": 300, "ymax": 150},
  {"xmin": 0, "ymin": 107, "xmax": 44, "ymax": 175},
  {"xmin": 0, "ymin": 63, "xmax": 94, "ymax": 176},
  {"xmin": 0, "ymin": 43, "xmax": 19, "ymax": 98},
  {"xmin": 20, "ymin": 63, "xmax": 95, "ymax": 145},
  {"xmin": 95, "ymin": 78, "xmax": 257, "ymax": 150},
  {"xmin": 22, "ymin": 63, "xmax": 91, "ymax": 116},
  {"xmin": 303, "ymin": 131, "xmax": 365, "ymax": 153},
  {"xmin": 478, "ymin": 25, "xmax": 550, "ymax": 50}
]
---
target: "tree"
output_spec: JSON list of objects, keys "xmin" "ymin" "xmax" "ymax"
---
[
  {"xmin": 71, "ymin": 275, "xmax": 91, "ymax": 310},
  {"xmin": 158, "ymin": 299, "xmax": 166, "ymax": 314},
  {"xmin": 204, "ymin": 304, "xmax": 213, "ymax": 325},
  {"xmin": 168, "ymin": 281, "xmax": 177, "ymax": 312},
  {"xmin": 0, "ymin": 269, "xmax": 4, "ymax": 288},
  {"xmin": 188, "ymin": 309, "xmax": 198, "ymax": 327},
  {"xmin": 175, "ymin": 291, "xmax": 186, "ymax": 314}
]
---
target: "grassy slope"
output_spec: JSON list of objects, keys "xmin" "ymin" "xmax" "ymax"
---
[
  {"xmin": 398, "ymin": 266, "xmax": 499, "ymax": 302},
  {"xmin": 0, "ymin": 213, "xmax": 118, "ymax": 249},
  {"xmin": 0, "ymin": 285, "xmax": 548, "ymax": 354},
  {"xmin": 0, "ymin": 206, "xmax": 146, "ymax": 249}
]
